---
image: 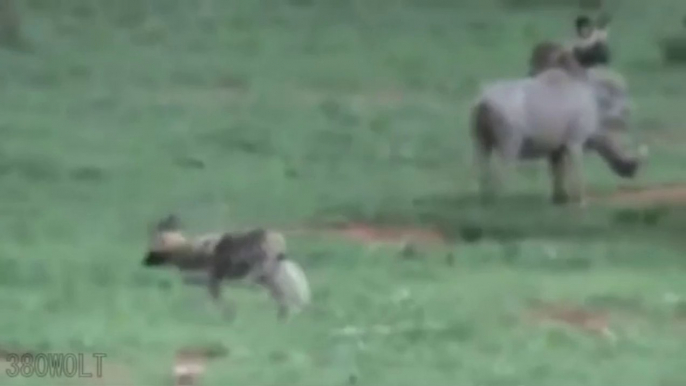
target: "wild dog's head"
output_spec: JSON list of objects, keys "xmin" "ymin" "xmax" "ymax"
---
[{"xmin": 143, "ymin": 214, "xmax": 189, "ymax": 267}]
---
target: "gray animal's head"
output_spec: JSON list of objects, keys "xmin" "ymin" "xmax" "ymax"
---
[{"xmin": 588, "ymin": 69, "xmax": 631, "ymax": 131}]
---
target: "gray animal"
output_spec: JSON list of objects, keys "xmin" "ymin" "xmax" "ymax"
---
[
  {"xmin": 142, "ymin": 214, "xmax": 311, "ymax": 320},
  {"xmin": 470, "ymin": 51, "xmax": 646, "ymax": 205}
]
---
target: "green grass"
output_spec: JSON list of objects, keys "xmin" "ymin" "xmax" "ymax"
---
[{"xmin": 2, "ymin": 0, "xmax": 686, "ymax": 384}]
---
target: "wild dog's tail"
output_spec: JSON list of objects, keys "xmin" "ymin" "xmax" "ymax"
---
[{"xmin": 272, "ymin": 259, "xmax": 311, "ymax": 314}]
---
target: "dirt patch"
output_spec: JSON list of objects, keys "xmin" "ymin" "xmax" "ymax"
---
[
  {"xmin": 173, "ymin": 346, "xmax": 228, "ymax": 386},
  {"xmin": 328, "ymin": 223, "xmax": 447, "ymax": 244},
  {"xmin": 592, "ymin": 183, "xmax": 686, "ymax": 206},
  {"xmin": 525, "ymin": 299, "xmax": 686, "ymax": 339},
  {"xmin": 525, "ymin": 302, "xmax": 613, "ymax": 337},
  {"xmin": 285, "ymin": 223, "xmax": 447, "ymax": 245}
]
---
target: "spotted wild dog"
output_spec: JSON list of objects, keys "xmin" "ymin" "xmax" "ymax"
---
[
  {"xmin": 142, "ymin": 214, "xmax": 311, "ymax": 320},
  {"xmin": 528, "ymin": 14, "xmax": 612, "ymax": 76}
]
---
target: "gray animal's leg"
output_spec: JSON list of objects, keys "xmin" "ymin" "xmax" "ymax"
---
[
  {"xmin": 565, "ymin": 143, "xmax": 587, "ymax": 207},
  {"xmin": 475, "ymin": 136, "xmax": 524, "ymax": 203},
  {"xmin": 471, "ymin": 100, "xmax": 508, "ymax": 203},
  {"xmin": 474, "ymin": 132, "xmax": 521, "ymax": 203},
  {"xmin": 548, "ymin": 147, "xmax": 569, "ymax": 204},
  {"xmin": 493, "ymin": 133, "xmax": 523, "ymax": 195},
  {"xmin": 474, "ymin": 144, "xmax": 499, "ymax": 203},
  {"xmin": 586, "ymin": 133, "xmax": 641, "ymax": 178},
  {"xmin": 500, "ymin": 131, "xmax": 524, "ymax": 161}
]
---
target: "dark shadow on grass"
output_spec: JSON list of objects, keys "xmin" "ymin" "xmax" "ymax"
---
[
  {"xmin": 315, "ymin": 191, "xmax": 686, "ymax": 254},
  {"xmin": 0, "ymin": 154, "xmax": 61, "ymax": 182}
]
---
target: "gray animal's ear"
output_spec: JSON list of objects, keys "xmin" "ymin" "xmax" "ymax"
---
[{"xmin": 156, "ymin": 214, "xmax": 181, "ymax": 232}]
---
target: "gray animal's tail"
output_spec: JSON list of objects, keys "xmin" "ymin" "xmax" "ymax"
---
[{"xmin": 272, "ymin": 259, "xmax": 311, "ymax": 314}]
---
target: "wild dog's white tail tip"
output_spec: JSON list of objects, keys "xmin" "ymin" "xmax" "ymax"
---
[{"xmin": 274, "ymin": 259, "xmax": 311, "ymax": 314}]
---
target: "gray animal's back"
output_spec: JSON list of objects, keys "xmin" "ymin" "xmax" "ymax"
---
[
  {"xmin": 477, "ymin": 78, "xmax": 531, "ymax": 132},
  {"xmin": 474, "ymin": 69, "xmax": 602, "ymax": 160},
  {"xmin": 526, "ymin": 70, "xmax": 598, "ymax": 142}
]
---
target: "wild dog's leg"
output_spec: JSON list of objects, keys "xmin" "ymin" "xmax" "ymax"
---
[
  {"xmin": 208, "ymin": 265, "xmax": 236, "ymax": 320},
  {"xmin": 254, "ymin": 252, "xmax": 290, "ymax": 321},
  {"xmin": 261, "ymin": 274, "xmax": 289, "ymax": 321},
  {"xmin": 565, "ymin": 143, "xmax": 587, "ymax": 207},
  {"xmin": 548, "ymin": 147, "xmax": 569, "ymax": 204},
  {"xmin": 208, "ymin": 270, "xmax": 222, "ymax": 300},
  {"xmin": 254, "ymin": 263, "xmax": 288, "ymax": 320},
  {"xmin": 182, "ymin": 272, "xmax": 209, "ymax": 286}
]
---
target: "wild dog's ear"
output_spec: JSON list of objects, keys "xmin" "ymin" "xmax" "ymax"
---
[{"xmin": 156, "ymin": 214, "xmax": 181, "ymax": 232}]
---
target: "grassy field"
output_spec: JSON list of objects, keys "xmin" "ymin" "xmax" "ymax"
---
[{"xmin": 2, "ymin": 0, "xmax": 686, "ymax": 384}]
